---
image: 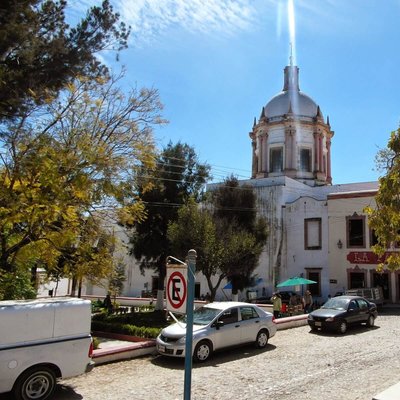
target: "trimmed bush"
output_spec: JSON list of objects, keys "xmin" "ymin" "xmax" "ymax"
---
[
  {"xmin": 92, "ymin": 309, "xmax": 167, "ymax": 328},
  {"xmin": 92, "ymin": 320, "xmax": 161, "ymax": 339}
]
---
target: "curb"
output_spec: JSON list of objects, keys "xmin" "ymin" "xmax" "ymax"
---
[
  {"xmin": 274, "ymin": 314, "xmax": 309, "ymax": 330},
  {"xmin": 93, "ymin": 340, "xmax": 156, "ymax": 365}
]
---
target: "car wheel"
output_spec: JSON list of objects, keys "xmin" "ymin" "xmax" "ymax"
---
[
  {"xmin": 366, "ymin": 315, "xmax": 375, "ymax": 327},
  {"xmin": 193, "ymin": 340, "xmax": 212, "ymax": 363},
  {"xmin": 255, "ymin": 329, "xmax": 269, "ymax": 348},
  {"xmin": 338, "ymin": 320, "xmax": 347, "ymax": 334},
  {"xmin": 13, "ymin": 366, "xmax": 57, "ymax": 400}
]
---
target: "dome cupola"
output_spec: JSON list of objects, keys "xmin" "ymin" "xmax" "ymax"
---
[
  {"xmin": 249, "ymin": 63, "xmax": 334, "ymax": 186},
  {"xmin": 263, "ymin": 65, "xmax": 322, "ymax": 121}
]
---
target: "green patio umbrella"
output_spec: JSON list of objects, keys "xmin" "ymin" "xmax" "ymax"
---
[{"xmin": 276, "ymin": 276, "xmax": 317, "ymax": 288}]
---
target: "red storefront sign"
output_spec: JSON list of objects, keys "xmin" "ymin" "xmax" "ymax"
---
[{"xmin": 346, "ymin": 251, "xmax": 397, "ymax": 264}]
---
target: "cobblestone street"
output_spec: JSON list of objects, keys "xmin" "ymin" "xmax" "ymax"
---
[{"xmin": 50, "ymin": 313, "xmax": 400, "ymax": 400}]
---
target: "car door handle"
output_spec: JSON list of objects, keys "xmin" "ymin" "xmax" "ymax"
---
[
  {"xmin": 255, "ymin": 320, "xmax": 260, "ymax": 323},
  {"xmin": 235, "ymin": 324, "xmax": 240, "ymax": 328}
]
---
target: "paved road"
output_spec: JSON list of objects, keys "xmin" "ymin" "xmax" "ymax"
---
[{"xmin": 2, "ymin": 313, "xmax": 399, "ymax": 400}]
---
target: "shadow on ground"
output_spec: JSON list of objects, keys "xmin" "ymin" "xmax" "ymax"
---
[
  {"xmin": 151, "ymin": 342, "xmax": 277, "ymax": 370},
  {"xmin": 0, "ymin": 385, "xmax": 83, "ymax": 400}
]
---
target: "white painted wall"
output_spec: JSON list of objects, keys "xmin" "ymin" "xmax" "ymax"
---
[{"xmin": 284, "ymin": 195, "xmax": 329, "ymax": 302}]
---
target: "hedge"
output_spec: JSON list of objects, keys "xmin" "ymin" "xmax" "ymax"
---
[{"xmin": 91, "ymin": 320, "xmax": 161, "ymax": 339}]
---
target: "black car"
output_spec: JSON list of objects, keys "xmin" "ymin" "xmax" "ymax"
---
[{"xmin": 307, "ymin": 295, "xmax": 378, "ymax": 334}]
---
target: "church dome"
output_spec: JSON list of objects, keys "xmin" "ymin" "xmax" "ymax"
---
[{"xmin": 264, "ymin": 65, "xmax": 322, "ymax": 120}]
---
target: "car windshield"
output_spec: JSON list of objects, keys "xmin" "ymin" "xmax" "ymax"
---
[
  {"xmin": 182, "ymin": 306, "xmax": 223, "ymax": 325},
  {"xmin": 321, "ymin": 298, "xmax": 349, "ymax": 311}
]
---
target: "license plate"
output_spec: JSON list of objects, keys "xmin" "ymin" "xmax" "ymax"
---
[
  {"xmin": 315, "ymin": 321, "xmax": 322, "ymax": 327},
  {"xmin": 158, "ymin": 345, "xmax": 165, "ymax": 353}
]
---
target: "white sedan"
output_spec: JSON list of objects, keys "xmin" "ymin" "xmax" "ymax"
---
[{"xmin": 156, "ymin": 301, "xmax": 277, "ymax": 362}]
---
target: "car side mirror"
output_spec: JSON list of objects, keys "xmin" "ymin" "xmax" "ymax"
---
[{"xmin": 215, "ymin": 320, "xmax": 224, "ymax": 330}]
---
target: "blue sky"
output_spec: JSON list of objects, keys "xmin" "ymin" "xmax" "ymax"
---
[{"xmin": 71, "ymin": 0, "xmax": 400, "ymax": 185}]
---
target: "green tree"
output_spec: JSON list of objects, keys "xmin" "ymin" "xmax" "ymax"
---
[
  {"xmin": 53, "ymin": 215, "xmax": 117, "ymax": 297},
  {"xmin": 0, "ymin": 73, "xmax": 164, "ymax": 297},
  {"xmin": 108, "ymin": 262, "xmax": 126, "ymax": 302},
  {"xmin": 168, "ymin": 177, "xmax": 268, "ymax": 301},
  {"xmin": 212, "ymin": 176, "xmax": 268, "ymax": 297},
  {"xmin": 366, "ymin": 127, "xmax": 400, "ymax": 271},
  {"xmin": 0, "ymin": 268, "xmax": 37, "ymax": 300},
  {"xmin": 127, "ymin": 142, "xmax": 211, "ymax": 309},
  {"xmin": 168, "ymin": 198, "xmax": 225, "ymax": 301},
  {"xmin": 0, "ymin": 0, "xmax": 129, "ymax": 120}
]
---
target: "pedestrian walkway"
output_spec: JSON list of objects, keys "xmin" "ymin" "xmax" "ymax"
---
[{"xmin": 93, "ymin": 335, "xmax": 155, "ymax": 365}]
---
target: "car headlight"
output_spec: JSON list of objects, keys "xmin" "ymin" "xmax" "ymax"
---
[
  {"xmin": 308, "ymin": 314, "xmax": 314, "ymax": 321},
  {"xmin": 325, "ymin": 317, "xmax": 335, "ymax": 322},
  {"xmin": 177, "ymin": 336, "xmax": 186, "ymax": 344}
]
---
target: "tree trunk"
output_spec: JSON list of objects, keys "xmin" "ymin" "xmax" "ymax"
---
[
  {"xmin": 70, "ymin": 275, "xmax": 77, "ymax": 297},
  {"xmin": 155, "ymin": 258, "xmax": 166, "ymax": 310},
  {"xmin": 155, "ymin": 289, "xmax": 164, "ymax": 310},
  {"xmin": 77, "ymin": 277, "xmax": 82, "ymax": 298}
]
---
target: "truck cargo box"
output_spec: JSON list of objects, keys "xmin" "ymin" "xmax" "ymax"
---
[{"xmin": 0, "ymin": 297, "xmax": 94, "ymax": 400}]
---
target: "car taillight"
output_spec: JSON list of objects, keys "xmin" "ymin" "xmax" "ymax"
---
[
  {"xmin": 88, "ymin": 340, "xmax": 94, "ymax": 358},
  {"xmin": 272, "ymin": 316, "xmax": 276, "ymax": 323}
]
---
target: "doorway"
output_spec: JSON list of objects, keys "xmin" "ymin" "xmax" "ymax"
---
[{"xmin": 372, "ymin": 272, "xmax": 390, "ymax": 301}]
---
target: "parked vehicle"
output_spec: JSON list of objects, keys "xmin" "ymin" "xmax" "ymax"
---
[
  {"xmin": 0, "ymin": 297, "xmax": 94, "ymax": 400},
  {"xmin": 307, "ymin": 295, "xmax": 378, "ymax": 334},
  {"xmin": 345, "ymin": 287, "xmax": 384, "ymax": 306},
  {"xmin": 156, "ymin": 301, "xmax": 277, "ymax": 362}
]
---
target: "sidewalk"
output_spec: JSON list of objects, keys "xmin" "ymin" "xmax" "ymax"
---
[
  {"xmin": 373, "ymin": 382, "xmax": 400, "ymax": 400},
  {"xmin": 93, "ymin": 334, "xmax": 156, "ymax": 365}
]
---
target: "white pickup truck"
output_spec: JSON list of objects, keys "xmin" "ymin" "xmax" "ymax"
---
[{"xmin": 0, "ymin": 297, "xmax": 94, "ymax": 400}]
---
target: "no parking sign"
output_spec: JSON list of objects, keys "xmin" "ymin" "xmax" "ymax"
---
[{"xmin": 166, "ymin": 263, "xmax": 187, "ymax": 314}]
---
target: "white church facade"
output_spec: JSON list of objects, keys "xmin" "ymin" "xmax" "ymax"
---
[{"xmin": 75, "ymin": 62, "xmax": 400, "ymax": 304}]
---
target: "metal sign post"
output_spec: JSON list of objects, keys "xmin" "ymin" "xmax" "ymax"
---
[{"xmin": 184, "ymin": 249, "xmax": 196, "ymax": 400}]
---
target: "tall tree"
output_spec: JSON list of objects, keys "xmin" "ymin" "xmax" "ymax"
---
[
  {"xmin": 168, "ymin": 177, "xmax": 268, "ymax": 301},
  {"xmin": 127, "ymin": 142, "xmax": 211, "ymax": 309},
  {"xmin": 0, "ymin": 73, "xmax": 164, "ymax": 297},
  {"xmin": 211, "ymin": 176, "xmax": 268, "ymax": 297},
  {"xmin": 0, "ymin": 0, "xmax": 129, "ymax": 120},
  {"xmin": 365, "ymin": 127, "xmax": 400, "ymax": 270},
  {"xmin": 168, "ymin": 198, "xmax": 225, "ymax": 301}
]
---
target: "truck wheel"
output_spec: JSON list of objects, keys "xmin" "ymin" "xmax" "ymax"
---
[{"xmin": 13, "ymin": 366, "xmax": 56, "ymax": 400}]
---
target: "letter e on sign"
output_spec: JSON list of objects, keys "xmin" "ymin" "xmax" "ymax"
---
[{"xmin": 166, "ymin": 264, "xmax": 188, "ymax": 314}]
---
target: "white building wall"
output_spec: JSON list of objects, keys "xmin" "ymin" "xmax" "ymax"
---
[
  {"xmin": 284, "ymin": 196, "xmax": 329, "ymax": 303},
  {"xmin": 328, "ymin": 193, "xmax": 377, "ymax": 296}
]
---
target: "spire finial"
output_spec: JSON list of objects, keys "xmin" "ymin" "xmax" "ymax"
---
[{"xmin": 289, "ymin": 42, "xmax": 293, "ymax": 67}]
